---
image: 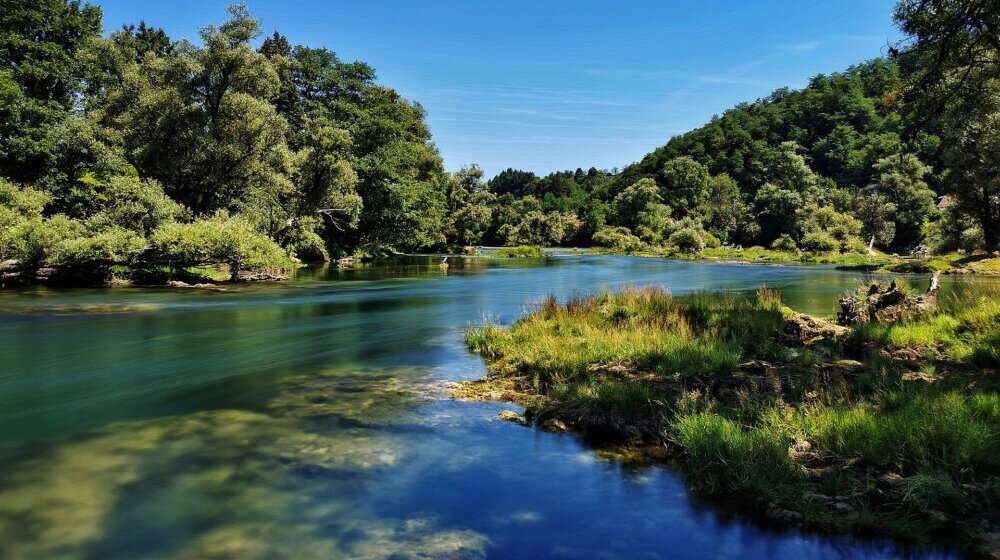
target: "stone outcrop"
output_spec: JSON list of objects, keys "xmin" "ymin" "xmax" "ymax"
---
[{"xmin": 837, "ymin": 272, "xmax": 940, "ymax": 326}]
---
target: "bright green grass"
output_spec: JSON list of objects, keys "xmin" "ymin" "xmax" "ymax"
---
[
  {"xmin": 466, "ymin": 286, "xmax": 788, "ymax": 387},
  {"xmin": 492, "ymin": 245, "xmax": 544, "ymax": 258}
]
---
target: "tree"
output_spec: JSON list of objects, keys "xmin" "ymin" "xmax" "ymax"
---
[
  {"xmin": 894, "ymin": 0, "xmax": 1000, "ymax": 250},
  {"xmin": 95, "ymin": 4, "xmax": 291, "ymax": 216},
  {"xmin": 0, "ymin": 0, "xmax": 102, "ymax": 183},
  {"xmin": 893, "ymin": 0, "xmax": 1000, "ymax": 112},
  {"xmin": 872, "ymin": 153, "xmax": 936, "ymax": 248},
  {"xmin": 661, "ymin": 156, "xmax": 711, "ymax": 216},
  {"xmin": 447, "ymin": 166, "xmax": 494, "ymax": 246}
]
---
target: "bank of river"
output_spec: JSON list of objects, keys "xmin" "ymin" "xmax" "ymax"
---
[{"xmin": 0, "ymin": 255, "xmax": 990, "ymax": 559}]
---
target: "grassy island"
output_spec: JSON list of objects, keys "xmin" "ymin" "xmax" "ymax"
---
[{"xmin": 459, "ymin": 283, "xmax": 1000, "ymax": 552}]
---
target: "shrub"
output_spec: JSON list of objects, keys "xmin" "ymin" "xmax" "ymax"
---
[
  {"xmin": 55, "ymin": 227, "xmax": 146, "ymax": 267},
  {"xmin": 494, "ymin": 245, "xmax": 543, "ymax": 258},
  {"xmin": 152, "ymin": 212, "xmax": 290, "ymax": 280},
  {"xmin": 800, "ymin": 231, "xmax": 839, "ymax": 253},
  {"xmin": 4, "ymin": 215, "xmax": 82, "ymax": 267},
  {"xmin": 86, "ymin": 177, "xmax": 185, "ymax": 236},
  {"xmin": 771, "ymin": 234, "xmax": 797, "ymax": 251},
  {"xmin": 592, "ymin": 226, "xmax": 644, "ymax": 253},
  {"xmin": 841, "ymin": 236, "xmax": 870, "ymax": 254},
  {"xmin": 668, "ymin": 227, "xmax": 706, "ymax": 254},
  {"xmin": 702, "ymin": 231, "xmax": 722, "ymax": 248}
]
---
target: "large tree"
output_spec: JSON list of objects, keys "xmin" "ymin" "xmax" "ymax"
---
[{"xmin": 0, "ymin": 0, "xmax": 102, "ymax": 183}]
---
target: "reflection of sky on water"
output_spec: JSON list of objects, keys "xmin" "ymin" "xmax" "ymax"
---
[{"xmin": 0, "ymin": 256, "xmax": 981, "ymax": 559}]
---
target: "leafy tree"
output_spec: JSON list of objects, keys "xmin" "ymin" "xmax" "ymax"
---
[
  {"xmin": 0, "ymin": 0, "xmax": 102, "ymax": 183},
  {"xmin": 872, "ymin": 153, "xmax": 936, "ymax": 247},
  {"xmin": 661, "ymin": 156, "xmax": 711, "ymax": 216},
  {"xmin": 592, "ymin": 226, "xmax": 643, "ymax": 253}
]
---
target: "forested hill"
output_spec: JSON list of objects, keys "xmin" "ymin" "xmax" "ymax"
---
[
  {"xmin": 478, "ymin": 58, "xmax": 954, "ymax": 254},
  {"xmin": 621, "ymin": 59, "xmax": 939, "ymax": 198}
]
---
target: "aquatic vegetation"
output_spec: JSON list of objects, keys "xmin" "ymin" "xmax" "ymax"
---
[
  {"xmin": 466, "ymin": 286, "xmax": 788, "ymax": 388},
  {"xmin": 0, "ymin": 370, "xmax": 491, "ymax": 560},
  {"xmin": 462, "ymin": 283, "xmax": 1000, "ymax": 547},
  {"xmin": 491, "ymin": 245, "xmax": 544, "ymax": 258}
]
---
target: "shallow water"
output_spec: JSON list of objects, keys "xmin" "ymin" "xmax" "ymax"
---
[{"xmin": 0, "ymin": 255, "xmax": 991, "ymax": 559}]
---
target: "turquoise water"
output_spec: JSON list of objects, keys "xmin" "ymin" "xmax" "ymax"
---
[{"xmin": 0, "ymin": 255, "xmax": 986, "ymax": 559}]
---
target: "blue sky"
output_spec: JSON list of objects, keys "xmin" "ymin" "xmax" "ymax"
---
[{"xmin": 97, "ymin": 1, "xmax": 901, "ymax": 178}]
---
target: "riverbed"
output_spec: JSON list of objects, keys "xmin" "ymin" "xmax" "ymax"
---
[{"xmin": 0, "ymin": 255, "xmax": 990, "ymax": 559}]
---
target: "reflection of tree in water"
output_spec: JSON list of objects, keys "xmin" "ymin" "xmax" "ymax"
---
[{"xmin": 0, "ymin": 369, "xmax": 487, "ymax": 560}]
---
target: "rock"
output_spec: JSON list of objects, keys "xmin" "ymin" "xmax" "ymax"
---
[
  {"xmin": 337, "ymin": 257, "xmax": 355, "ymax": 268},
  {"xmin": 784, "ymin": 312, "xmax": 848, "ymax": 344},
  {"xmin": 831, "ymin": 500, "xmax": 854, "ymax": 514},
  {"xmin": 539, "ymin": 418, "xmax": 569, "ymax": 433},
  {"xmin": 0, "ymin": 259, "xmax": 18, "ymax": 272},
  {"xmin": 838, "ymin": 273, "xmax": 940, "ymax": 326},
  {"xmin": 977, "ymin": 532, "xmax": 1000, "ymax": 560},
  {"xmin": 167, "ymin": 280, "xmax": 191, "ymax": 288},
  {"xmin": 877, "ymin": 472, "xmax": 904, "ymax": 487},
  {"xmin": 462, "ymin": 246, "xmax": 478, "ymax": 255},
  {"xmin": 497, "ymin": 410, "xmax": 527, "ymax": 425},
  {"xmin": 766, "ymin": 504, "xmax": 803, "ymax": 523},
  {"xmin": 236, "ymin": 270, "xmax": 289, "ymax": 282},
  {"xmin": 789, "ymin": 438, "xmax": 812, "ymax": 453}
]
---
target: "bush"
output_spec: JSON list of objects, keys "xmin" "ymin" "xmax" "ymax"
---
[
  {"xmin": 771, "ymin": 234, "xmax": 797, "ymax": 251},
  {"xmin": 668, "ymin": 227, "xmax": 706, "ymax": 254},
  {"xmin": 494, "ymin": 245, "xmax": 543, "ymax": 258},
  {"xmin": 55, "ymin": 227, "xmax": 146, "ymax": 267},
  {"xmin": 592, "ymin": 226, "xmax": 644, "ymax": 253},
  {"xmin": 152, "ymin": 213, "xmax": 290, "ymax": 280},
  {"xmin": 841, "ymin": 236, "xmax": 870, "ymax": 254},
  {"xmin": 86, "ymin": 177, "xmax": 185, "ymax": 236},
  {"xmin": 800, "ymin": 231, "xmax": 839, "ymax": 253},
  {"xmin": 702, "ymin": 231, "xmax": 722, "ymax": 248},
  {"xmin": 4, "ymin": 215, "xmax": 82, "ymax": 267}
]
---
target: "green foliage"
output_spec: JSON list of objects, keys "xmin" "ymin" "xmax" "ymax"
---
[
  {"xmin": 85, "ymin": 176, "xmax": 185, "ymax": 236},
  {"xmin": 0, "ymin": 0, "xmax": 102, "ymax": 183},
  {"xmin": 55, "ymin": 226, "xmax": 145, "ymax": 267},
  {"xmin": 3, "ymin": 214, "xmax": 82, "ymax": 267},
  {"xmin": 152, "ymin": 212, "xmax": 290, "ymax": 280},
  {"xmin": 592, "ymin": 226, "xmax": 644, "ymax": 253},
  {"xmin": 771, "ymin": 234, "xmax": 798, "ymax": 252},
  {"xmin": 668, "ymin": 227, "xmax": 706, "ymax": 254},
  {"xmin": 493, "ymin": 245, "xmax": 543, "ymax": 258}
]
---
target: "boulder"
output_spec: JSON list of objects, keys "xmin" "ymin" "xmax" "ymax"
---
[{"xmin": 838, "ymin": 272, "xmax": 940, "ymax": 326}]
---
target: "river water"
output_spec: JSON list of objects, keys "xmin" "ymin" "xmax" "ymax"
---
[{"xmin": 0, "ymin": 255, "xmax": 988, "ymax": 559}]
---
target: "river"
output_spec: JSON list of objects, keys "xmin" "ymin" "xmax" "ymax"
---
[{"xmin": 0, "ymin": 255, "xmax": 989, "ymax": 559}]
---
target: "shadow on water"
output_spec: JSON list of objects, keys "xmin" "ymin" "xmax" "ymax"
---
[{"xmin": 0, "ymin": 255, "xmax": 992, "ymax": 559}]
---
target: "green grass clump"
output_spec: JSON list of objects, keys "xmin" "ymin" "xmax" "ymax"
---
[
  {"xmin": 674, "ymin": 412, "xmax": 797, "ymax": 494},
  {"xmin": 493, "ymin": 245, "xmax": 544, "ymax": 258},
  {"xmin": 465, "ymin": 285, "xmax": 787, "ymax": 387},
  {"xmin": 848, "ymin": 287, "xmax": 1000, "ymax": 365}
]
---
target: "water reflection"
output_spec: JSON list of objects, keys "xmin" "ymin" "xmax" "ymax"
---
[{"xmin": 0, "ymin": 256, "xmax": 989, "ymax": 559}]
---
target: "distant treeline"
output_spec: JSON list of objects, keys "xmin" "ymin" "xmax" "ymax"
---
[{"xmin": 1, "ymin": 1, "xmax": 999, "ymax": 283}]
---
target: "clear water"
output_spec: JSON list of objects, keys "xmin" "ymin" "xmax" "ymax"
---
[{"xmin": 0, "ymin": 255, "xmax": 989, "ymax": 559}]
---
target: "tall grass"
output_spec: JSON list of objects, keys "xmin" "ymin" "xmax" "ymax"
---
[
  {"xmin": 465, "ymin": 285, "xmax": 788, "ymax": 387},
  {"xmin": 848, "ymin": 285, "xmax": 1000, "ymax": 366}
]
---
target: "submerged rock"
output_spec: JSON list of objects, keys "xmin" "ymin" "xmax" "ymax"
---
[
  {"xmin": 539, "ymin": 418, "xmax": 569, "ymax": 432},
  {"xmin": 497, "ymin": 410, "xmax": 527, "ymax": 425}
]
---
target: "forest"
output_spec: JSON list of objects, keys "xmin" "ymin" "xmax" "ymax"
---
[{"xmin": 1, "ymin": 0, "xmax": 999, "ymax": 284}]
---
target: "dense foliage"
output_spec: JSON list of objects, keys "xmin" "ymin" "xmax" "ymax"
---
[
  {"xmin": 2, "ymin": 0, "xmax": 999, "ymax": 285},
  {"xmin": 0, "ymin": 2, "xmax": 451, "ymax": 283}
]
